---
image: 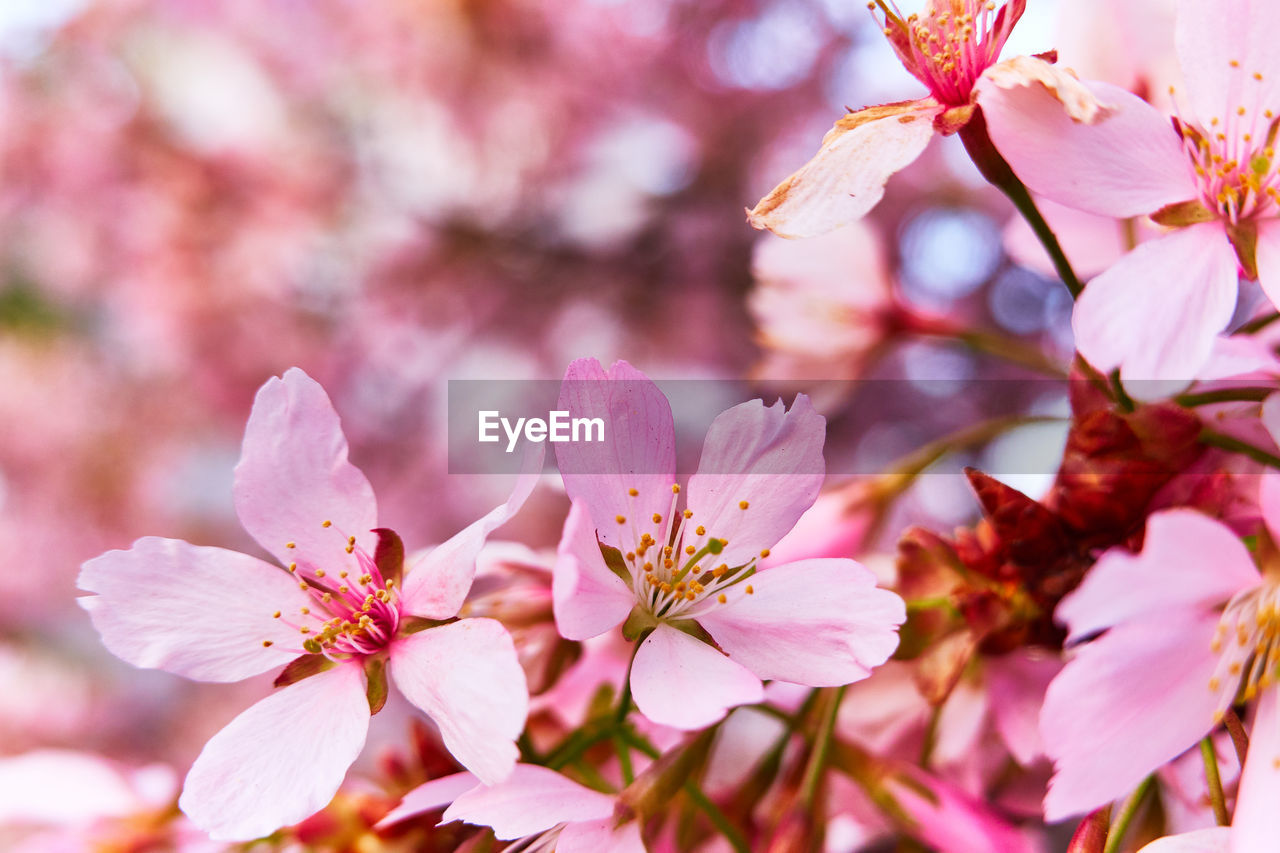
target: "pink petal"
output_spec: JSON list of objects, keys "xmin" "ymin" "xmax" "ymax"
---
[
  {"xmin": 630, "ymin": 623, "xmax": 763, "ymax": 730},
  {"xmin": 179, "ymin": 663, "xmax": 370, "ymax": 841},
  {"xmin": 686, "ymin": 395, "xmax": 825, "ymax": 568},
  {"xmin": 980, "ymin": 78, "xmax": 1195, "ymax": 218},
  {"xmin": 378, "ymin": 772, "xmax": 478, "ymax": 827},
  {"xmin": 694, "ymin": 558, "xmax": 904, "ymax": 686},
  {"xmin": 1055, "ymin": 509, "xmax": 1258, "ymax": 645},
  {"xmin": 78, "ymin": 537, "xmax": 309, "ymax": 682},
  {"xmin": 747, "ymin": 98, "xmax": 942, "ymax": 238},
  {"xmin": 1041, "ymin": 609, "xmax": 1223, "ymax": 822},
  {"xmin": 442, "ymin": 764, "xmax": 613, "ymax": 840},
  {"xmin": 1230, "ymin": 688, "xmax": 1280, "ymax": 852},
  {"xmin": 1253, "ymin": 219, "xmax": 1280, "ymax": 312},
  {"xmin": 555, "ymin": 358, "xmax": 676, "ymax": 552},
  {"xmin": 1003, "ymin": 197, "xmax": 1132, "ymax": 280},
  {"xmin": 1138, "ymin": 828, "xmax": 1230, "ymax": 853},
  {"xmin": 399, "ymin": 448, "xmax": 542, "ymax": 619},
  {"xmin": 233, "ymin": 368, "xmax": 378, "ymax": 576},
  {"xmin": 887, "ymin": 766, "xmax": 1040, "ymax": 853},
  {"xmin": 1073, "ymin": 225, "xmax": 1238, "ymax": 383},
  {"xmin": 551, "ymin": 500, "xmax": 636, "ymax": 641},
  {"xmin": 985, "ymin": 649, "xmax": 1061, "ymax": 766},
  {"xmin": 1175, "ymin": 0, "xmax": 1280, "ymax": 133},
  {"xmin": 978, "ymin": 55, "xmax": 1115, "ymax": 124},
  {"xmin": 388, "ymin": 618, "xmax": 527, "ymax": 785},
  {"xmin": 1260, "ymin": 471, "xmax": 1280, "ymax": 545},
  {"xmin": 559, "ymin": 818, "xmax": 646, "ymax": 853}
]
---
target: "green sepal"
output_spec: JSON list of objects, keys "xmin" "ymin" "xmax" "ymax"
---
[
  {"xmin": 600, "ymin": 543, "xmax": 633, "ymax": 584},
  {"xmin": 364, "ymin": 657, "xmax": 389, "ymax": 715},
  {"xmin": 621, "ymin": 606, "xmax": 658, "ymax": 642},
  {"xmin": 372, "ymin": 528, "xmax": 405, "ymax": 587},
  {"xmin": 400, "ymin": 615, "xmax": 455, "ymax": 636},
  {"xmin": 274, "ymin": 653, "xmax": 337, "ymax": 688}
]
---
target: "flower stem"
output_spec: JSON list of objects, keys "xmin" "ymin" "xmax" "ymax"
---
[
  {"xmin": 1200, "ymin": 737, "xmax": 1230, "ymax": 826},
  {"xmin": 1199, "ymin": 427, "xmax": 1280, "ymax": 469},
  {"xmin": 896, "ymin": 309, "xmax": 1068, "ymax": 377},
  {"xmin": 1103, "ymin": 776, "xmax": 1154, "ymax": 853},
  {"xmin": 684, "ymin": 782, "xmax": 750, "ymax": 853},
  {"xmin": 1224, "ymin": 707, "xmax": 1251, "ymax": 767},
  {"xmin": 799, "ymin": 685, "xmax": 846, "ymax": 807},
  {"xmin": 1176, "ymin": 386, "xmax": 1273, "ymax": 407},
  {"xmin": 958, "ymin": 107, "xmax": 1084, "ymax": 299},
  {"xmin": 614, "ymin": 733, "xmax": 635, "ymax": 786}
]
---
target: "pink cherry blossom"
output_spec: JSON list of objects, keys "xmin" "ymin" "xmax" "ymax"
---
[
  {"xmin": 384, "ymin": 765, "xmax": 644, "ymax": 853},
  {"xmin": 980, "ymin": 0, "xmax": 1280, "ymax": 382},
  {"xmin": 77, "ymin": 368, "xmax": 536, "ymax": 841},
  {"xmin": 1038, "ymin": 391, "xmax": 1280, "ymax": 850},
  {"xmin": 747, "ymin": 0, "xmax": 1104, "ymax": 238},
  {"xmin": 551, "ymin": 358, "xmax": 905, "ymax": 729}
]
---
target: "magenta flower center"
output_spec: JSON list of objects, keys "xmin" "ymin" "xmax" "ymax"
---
[
  {"xmin": 1207, "ymin": 581, "xmax": 1280, "ymax": 712},
  {"xmin": 268, "ymin": 522, "xmax": 402, "ymax": 659},
  {"xmin": 615, "ymin": 484, "xmax": 761, "ymax": 621},
  {"xmin": 1173, "ymin": 68, "xmax": 1280, "ymax": 224},
  {"xmin": 871, "ymin": 0, "xmax": 1021, "ymax": 107}
]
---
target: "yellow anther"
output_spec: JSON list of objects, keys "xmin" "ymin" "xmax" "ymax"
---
[
  {"xmin": 322, "ymin": 592, "xmax": 333, "ymax": 603},
  {"xmin": 300, "ymin": 607, "xmax": 310, "ymax": 615},
  {"xmin": 683, "ymin": 509, "xmax": 693, "ymax": 519},
  {"xmin": 664, "ymin": 559, "xmax": 674, "ymax": 569},
  {"xmin": 289, "ymin": 563, "xmax": 297, "ymax": 572},
  {"xmin": 653, "ymin": 513, "xmax": 663, "ymax": 524},
  {"xmin": 695, "ymin": 525, "xmax": 706, "ymax": 536},
  {"xmin": 273, "ymin": 611, "xmax": 281, "ymax": 619},
  {"xmin": 339, "ymin": 571, "xmax": 348, "ymax": 579},
  {"xmin": 1239, "ymin": 106, "xmax": 1248, "ymax": 116},
  {"xmin": 745, "ymin": 585, "xmax": 754, "ymax": 595},
  {"xmin": 616, "ymin": 515, "xmax": 627, "ymax": 524},
  {"xmin": 686, "ymin": 545, "xmax": 696, "ymax": 555},
  {"xmin": 263, "ymin": 640, "xmax": 274, "ymax": 647},
  {"xmin": 315, "ymin": 569, "xmax": 326, "ymax": 578},
  {"xmin": 1208, "ymin": 677, "xmax": 1221, "ymax": 691},
  {"xmin": 348, "ymin": 535, "xmax": 356, "ymax": 545},
  {"xmin": 322, "ymin": 520, "xmax": 332, "ymax": 528},
  {"xmin": 339, "ymin": 585, "xmax": 349, "ymax": 594},
  {"xmin": 386, "ymin": 579, "xmax": 395, "ymax": 588},
  {"xmin": 629, "ymin": 488, "xmax": 639, "ymax": 497},
  {"xmin": 672, "ymin": 484, "xmax": 681, "ymax": 494},
  {"xmin": 686, "ymin": 591, "xmax": 696, "ymax": 601},
  {"xmin": 627, "ymin": 552, "xmax": 636, "ymax": 562},
  {"xmin": 759, "ymin": 549, "xmax": 771, "ymax": 559},
  {"xmin": 299, "ymin": 582, "xmax": 309, "ymax": 590},
  {"xmin": 286, "ymin": 541, "xmax": 296, "ymax": 549},
  {"xmin": 1230, "ymin": 59, "xmax": 1240, "ymax": 68},
  {"xmin": 300, "ymin": 626, "xmax": 311, "ymax": 634},
  {"xmin": 345, "ymin": 545, "xmax": 354, "ymax": 553}
]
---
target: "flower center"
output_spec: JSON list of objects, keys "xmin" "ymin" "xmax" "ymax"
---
[
  {"xmin": 614, "ymin": 484, "xmax": 762, "ymax": 621},
  {"xmin": 1208, "ymin": 580, "xmax": 1280, "ymax": 712},
  {"xmin": 267, "ymin": 521, "xmax": 402, "ymax": 660},
  {"xmin": 870, "ymin": 0, "xmax": 1020, "ymax": 107},
  {"xmin": 1171, "ymin": 68, "xmax": 1280, "ymax": 223}
]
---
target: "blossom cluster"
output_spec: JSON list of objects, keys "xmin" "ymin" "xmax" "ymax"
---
[{"xmin": 10, "ymin": 0, "xmax": 1280, "ymax": 852}]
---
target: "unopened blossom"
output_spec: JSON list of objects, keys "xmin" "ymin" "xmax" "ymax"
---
[
  {"xmin": 747, "ymin": 0, "xmax": 1103, "ymax": 238},
  {"xmin": 384, "ymin": 765, "xmax": 643, "ymax": 853},
  {"xmin": 1040, "ymin": 397, "xmax": 1280, "ymax": 848},
  {"xmin": 980, "ymin": 0, "xmax": 1280, "ymax": 382},
  {"xmin": 551, "ymin": 358, "xmax": 905, "ymax": 729},
  {"xmin": 78, "ymin": 368, "xmax": 535, "ymax": 841}
]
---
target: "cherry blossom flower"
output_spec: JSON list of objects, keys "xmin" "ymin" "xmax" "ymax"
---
[
  {"xmin": 77, "ymin": 368, "xmax": 536, "ymax": 841},
  {"xmin": 1137, "ymin": 827, "xmax": 1230, "ymax": 853},
  {"xmin": 1039, "ymin": 397, "xmax": 1280, "ymax": 846},
  {"xmin": 384, "ymin": 765, "xmax": 643, "ymax": 853},
  {"xmin": 980, "ymin": 0, "xmax": 1280, "ymax": 382},
  {"xmin": 551, "ymin": 358, "xmax": 905, "ymax": 729},
  {"xmin": 747, "ymin": 0, "xmax": 1104, "ymax": 238}
]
